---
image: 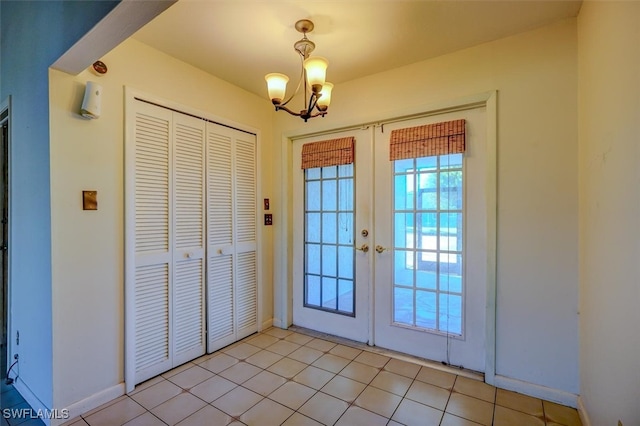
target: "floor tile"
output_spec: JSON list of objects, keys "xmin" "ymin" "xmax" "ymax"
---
[
  {"xmin": 338, "ymin": 361, "xmax": 379, "ymax": 384},
  {"xmin": 129, "ymin": 376, "xmax": 165, "ymax": 396},
  {"xmin": 266, "ymin": 340, "xmax": 301, "ymax": 356},
  {"xmin": 161, "ymin": 362, "xmax": 195, "ymax": 379},
  {"xmin": 245, "ymin": 350, "xmax": 284, "ymax": 369},
  {"xmin": 188, "ymin": 375, "xmax": 237, "ymax": 402},
  {"xmin": 369, "ymin": 370, "xmax": 413, "ymax": 396},
  {"xmin": 320, "ymin": 375, "xmax": 366, "ymax": 403},
  {"xmin": 84, "ymin": 397, "xmax": 146, "ymax": 426},
  {"xmin": 311, "ymin": 354, "xmax": 350, "ymax": 373},
  {"xmin": 353, "ymin": 385, "xmax": 402, "ymax": 418},
  {"xmin": 122, "ymin": 412, "xmax": 166, "ymax": 426},
  {"xmin": 267, "ymin": 357, "xmax": 308, "ymax": 379},
  {"xmin": 292, "ymin": 366, "xmax": 335, "ymax": 390},
  {"xmin": 242, "ymin": 370, "xmax": 287, "ymax": 396},
  {"xmin": 304, "ymin": 339, "xmax": 336, "ymax": 352},
  {"xmin": 284, "ymin": 333, "xmax": 314, "ymax": 346},
  {"xmin": 440, "ymin": 412, "xmax": 483, "ymax": 426},
  {"xmin": 218, "ymin": 361, "xmax": 262, "ymax": 384},
  {"xmin": 200, "ymin": 353, "xmax": 239, "ymax": 373},
  {"xmin": 445, "ymin": 393, "xmax": 494, "ymax": 426},
  {"xmin": 175, "ymin": 405, "xmax": 232, "ymax": 426},
  {"xmin": 150, "ymin": 392, "xmax": 206, "ymax": 425},
  {"xmin": 281, "ymin": 413, "xmax": 323, "ymax": 426},
  {"xmin": 60, "ymin": 418, "xmax": 89, "ymax": 426},
  {"xmin": 415, "ymin": 366, "xmax": 457, "ymax": 390},
  {"xmin": 166, "ymin": 364, "xmax": 214, "ymax": 389},
  {"xmin": 384, "ymin": 358, "xmax": 421, "ymax": 379},
  {"xmin": 494, "ymin": 405, "xmax": 545, "ymax": 426},
  {"xmin": 453, "ymin": 376, "xmax": 496, "ymax": 403},
  {"xmin": 268, "ymin": 382, "xmax": 316, "ymax": 411},
  {"xmin": 392, "ymin": 398, "xmax": 444, "ymax": 425},
  {"xmin": 353, "ymin": 351, "xmax": 390, "ymax": 368},
  {"xmin": 81, "ymin": 395, "xmax": 129, "ymax": 418},
  {"xmin": 287, "ymin": 346, "xmax": 324, "ymax": 364},
  {"xmin": 212, "ymin": 386, "xmax": 263, "ymax": 418},
  {"xmin": 240, "ymin": 398, "xmax": 294, "ymax": 426},
  {"xmin": 543, "ymin": 401, "xmax": 582, "ymax": 426},
  {"xmin": 0, "ymin": 390, "xmax": 25, "ymax": 408},
  {"xmin": 264, "ymin": 327, "xmax": 293, "ymax": 339},
  {"xmin": 328, "ymin": 345, "xmax": 362, "ymax": 360},
  {"xmin": 298, "ymin": 392, "xmax": 349, "ymax": 426},
  {"xmin": 130, "ymin": 379, "xmax": 183, "ymax": 410},
  {"xmin": 405, "ymin": 379, "xmax": 451, "ymax": 411},
  {"xmin": 334, "ymin": 406, "xmax": 388, "ymax": 426},
  {"xmin": 246, "ymin": 334, "xmax": 280, "ymax": 349},
  {"xmin": 224, "ymin": 343, "xmax": 262, "ymax": 360},
  {"xmin": 495, "ymin": 388, "xmax": 543, "ymax": 416}
]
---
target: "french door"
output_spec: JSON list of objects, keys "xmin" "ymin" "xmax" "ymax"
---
[{"xmin": 292, "ymin": 107, "xmax": 488, "ymax": 372}]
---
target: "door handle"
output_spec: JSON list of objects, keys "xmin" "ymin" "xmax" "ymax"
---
[
  {"xmin": 354, "ymin": 244, "xmax": 369, "ymax": 253},
  {"xmin": 375, "ymin": 245, "xmax": 389, "ymax": 254}
]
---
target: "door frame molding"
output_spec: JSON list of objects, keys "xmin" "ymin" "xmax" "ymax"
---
[
  {"xmin": 0, "ymin": 96, "xmax": 11, "ymax": 379},
  {"xmin": 275, "ymin": 90, "xmax": 497, "ymax": 383},
  {"xmin": 123, "ymin": 87, "xmax": 264, "ymax": 392}
]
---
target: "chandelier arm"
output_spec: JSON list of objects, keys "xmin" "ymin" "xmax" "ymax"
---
[
  {"xmin": 274, "ymin": 104, "xmax": 303, "ymax": 117},
  {"xmin": 280, "ymin": 53, "xmax": 306, "ymax": 108}
]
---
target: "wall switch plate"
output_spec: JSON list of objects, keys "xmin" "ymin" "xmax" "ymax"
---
[
  {"xmin": 263, "ymin": 198, "xmax": 270, "ymax": 210},
  {"xmin": 264, "ymin": 214, "xmax": 273, "ymax": 226},
  {"xmin": 83, "ymin": 190, "xmax": 97, "ymax": 210}
]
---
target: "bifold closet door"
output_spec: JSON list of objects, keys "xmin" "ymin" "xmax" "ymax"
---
[
  {"xmin": 129, "ymin": 100, "xmax": 206, "ymax": 385},
  {"xmin": 206, "ymin": 123, "xmax": 258, "ymax": 353}
]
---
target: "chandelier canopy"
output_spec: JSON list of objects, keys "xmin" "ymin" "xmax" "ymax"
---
[{"xmin": 265, "ymin": 19, "xmax": 333, "ymax": 122}]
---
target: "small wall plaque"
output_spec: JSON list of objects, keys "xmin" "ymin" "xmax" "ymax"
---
[{"xmin": 83, "ymin": 191, "xmax": 97, "ymax": 210}]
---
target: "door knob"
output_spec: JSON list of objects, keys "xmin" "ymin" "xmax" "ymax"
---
[
  {"xmin": 354, "ymin": 244, "xmax": 369, "ymax": 253},
  {"xmin": 375, "ymin": 245, "xmax": 389, "ymax": 254}
]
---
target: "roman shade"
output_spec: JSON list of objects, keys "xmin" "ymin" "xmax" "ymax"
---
[
  {"xmin": 389, "ymin": 119, "xmax": 466, "ymax": 160},
  {"xmin": 301, "ymin": 137, "xmax": 355, "ymax": 169}
]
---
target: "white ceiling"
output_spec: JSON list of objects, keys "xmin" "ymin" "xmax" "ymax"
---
[{"xmin": 132, "ymin": 0, "xmax": 582, "ymax": 99}]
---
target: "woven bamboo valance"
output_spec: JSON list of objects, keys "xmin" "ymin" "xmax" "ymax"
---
[
  {"xmin": 389, "ymin": 119, "xmax": 466, "ymax": 161},
  {"xmin": 301, "ymin": 137, "xmax": 355, "ymax": 169}
]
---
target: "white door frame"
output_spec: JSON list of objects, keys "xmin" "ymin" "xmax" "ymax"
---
[
  {"xmin": 275, "ymin": 91, "xmax": 497, "ymax": 383},
  {"xmin": 124, "ymin": 87, "xmax": 264, "ymax": 393}
]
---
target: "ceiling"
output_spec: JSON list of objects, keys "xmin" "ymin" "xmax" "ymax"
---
[{"xmin": 132, "ymin": 0, "xmax": 582, "ymax": 100}]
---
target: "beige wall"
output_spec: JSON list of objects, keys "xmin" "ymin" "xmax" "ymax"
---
[
  {"xmin": 273, "ymin": 18, "xmax": 580, "ymax": 399},
  {"xmin": 49, "ymin": 38, "xmax": 274, "ymax": 408},
  {"xmin": 578, "ymin": 2, "xmax": 640, "ymax": 425}
]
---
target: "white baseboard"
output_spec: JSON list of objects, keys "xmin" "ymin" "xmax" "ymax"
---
[
  {"xmin": 58, "ymin": 383, "xmax": 125, "ymax": 426},
  {"xmin": 577, "ymin": 396, "xmax": 592, "ymax": 426},
  {"xmin": 272, "ymin": 318, "xmax": 283, "ymax": 328},
  {"xmin": 494, "ymin": 374, "xmax": 578, "ymax": 408},
  {"xmin": 13, "ymin": 379, "xmax": 51, "ymax": 426},
  {"xmin": 261, "ymin": 318, "xmax": 273, "ymax": 331}
]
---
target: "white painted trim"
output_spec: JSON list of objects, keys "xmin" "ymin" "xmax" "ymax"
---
[
  {"xmin": 272, "ymin": 318, "xmax": 284, "ymax": 329},
  {"xmin": 577, "ymin": 396, "xmax": 592, "ymax": 426},
  {"xmin": 58, "ymin": 383, "xmax": 125, "ymax": 426},
  {"xmin": 275, "ymin": 90, "xmax": 498, "ymax": 377},
  {"xmin": 13, "ymin": 379, "xmax": 51, "ymax": 426},
  {"xmin": 494, "ymin": 374, "xmax": 578, "ymax": 408},
  {"xmin": 261, "ymin": 319, "xmax": 273, "ymax": 330},
  {"xmin": 51, "ymin": 0, "xmax": 176, "ymax": 75},
  {"xmin": 0, "ymin": 96, "xmax": 11, "ymax": 376}
]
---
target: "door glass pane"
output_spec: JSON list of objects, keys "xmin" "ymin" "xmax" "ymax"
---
[
  {"xmin": 392, "ymin": 155, "xmax": 464, "ymax": 335},
  {"xmin": 304, "ymin": 166, "xmax": 355, "ymax": 316}
]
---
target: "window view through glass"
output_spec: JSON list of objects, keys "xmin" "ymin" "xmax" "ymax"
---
[
  {"xmin": 304, "ymin": 165, "xmax": 355, "ymax": 315},
  {"xmin": 393, "ymin": 154, "xmax": 463, "ymax": 335}
]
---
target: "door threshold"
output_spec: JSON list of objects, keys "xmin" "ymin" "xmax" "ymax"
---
[{"xmin": 289, "ymin": 325, "xmax": 484, "ymax": 382}]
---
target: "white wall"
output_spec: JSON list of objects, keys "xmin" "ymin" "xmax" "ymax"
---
[
  {"xmin": 273, "ymin": 19, "xmax": 580, "ymax": 399},
  {"xmin": 49, "ymin": 38, "xmax": 274, "ymax": 409},
  {"xmin": 0, "ymin": 0, "xmax": 118, "ymax": 411},
  {"xmin": 578, "ymin": 2, "xmax": 640, "ymax": 425}
]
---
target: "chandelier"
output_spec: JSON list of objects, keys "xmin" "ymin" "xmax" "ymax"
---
[{"xmin": 265, "ymin": 19, "xmax": 333, "ymax": 122}]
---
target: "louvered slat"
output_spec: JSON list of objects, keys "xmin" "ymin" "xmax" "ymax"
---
[
  {"xmin": 235, "ymin": 137, "xmax": 256, "ymax": 243},
  {"xmin": 135, "ymin": 113, "xmax": 169, "ymax": 253},
  {"xmin": 207, "ymin": 131, "xmax": 233, "ymax": 246},
  {"xmin": 236, "ymin": 252, "xmax": 257, "ymax": 330},
  {"xmin": 135, "ymin": 264, "xmax": 169, "ymax": 371}
]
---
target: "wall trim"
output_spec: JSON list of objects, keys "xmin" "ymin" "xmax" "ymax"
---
[
  {"xmin": 272, "ymin": 318, "xmax": 284, "ymax": 329},
  {"xmin": 494, "ymin": 374, "xmax": 578, "ymax": 408},
  {"xmin": 58, "ymin": 383, "xmax": 124, "ymax": 426},
  {"xmin": 577, "ymin": 396, "xmax": 592, "ymax": 426},
  {"xmin": 261, "ymin": 318, "xmax": 273, "ymax": 330}
]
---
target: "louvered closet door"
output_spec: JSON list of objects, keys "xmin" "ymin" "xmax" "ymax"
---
[
  {"xmin": 172, "ymin": 112, "xmax": 206, "ymax": 366},
  {"xmin": 130, "ymin": 101, "xmax": 206, "ymax": 385},
  {"xmin": 132, "ymin": 101, "xmax": 173, "ymax": 383},
  {"xmin": 206, "ymin": 123, "xmax": 257, "ymax": 352}
]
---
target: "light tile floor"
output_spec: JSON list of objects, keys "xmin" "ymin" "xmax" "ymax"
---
[{"xmin": 61, "ymin": 328, "xmax": 582, "ymax": 426}]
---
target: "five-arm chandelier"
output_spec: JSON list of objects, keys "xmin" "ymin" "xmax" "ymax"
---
[{"xmin": 265, "ymin": 19, "xmax": 333, "ymax": 122}]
